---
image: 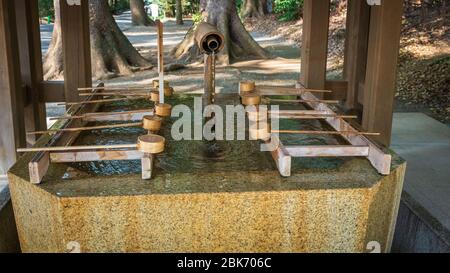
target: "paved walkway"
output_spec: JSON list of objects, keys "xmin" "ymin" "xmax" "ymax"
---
[
  {"xmin": 0, "ymin": 176, "xmax": 7, "ymax": 195},
  {"xmin": 391, "ymin": 112, "xmax": 450, "ymax": 232}
]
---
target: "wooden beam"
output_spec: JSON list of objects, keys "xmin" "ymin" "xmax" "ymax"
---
[
  {"xmin": 300, "ymin": 0, "xmax": 330, "ymax": 94},
  {"xmin": 50, "ymin": 149, "xmax": 142, "ymax": 163},
  {"xmin": 300, "ymin": 91, "xmax": 391, "ymax": 175},
  {"xmin": 60, "ymin": 0, "xmax": 92, "ymax": 104},
  {"xmin": 0, "ymin": 0, "xmax": 26, "ymax": 175},
  {"xmin": 15, "ymin": 0, "xmax": 47, "ymax": 145},
  {"xmin": 267, "ymin": 135, "xmax": 291, "ymax": 177},
  {"xmin": 41, "ymin": 80, "xmax": 65, "ymax": 102},
  {"xmin": 324, "ymin": 80, "xmax": 348, "ymax": 101},
  {"xmin": 29, "ymin": 152, "xmax": 50, "ymax": 184},
  {"xmin": 141, "ymin": 154, "xmax": 155, "ymax": 180},
  {"xmin": 363, "ymin": 0, "xmax": 403, "ymax": 147},
  {"xmin": 343, "ymin": 0, "xmax": 370, "ymax": 110},
  {"xmin": 285, "ymin": 145, "xmax": 370, "ymax": 158}
]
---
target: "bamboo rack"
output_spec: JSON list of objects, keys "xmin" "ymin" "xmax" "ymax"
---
[
  {"xmin": 27, "ymin": 122, "xmax": 144, "ymax": 135},
  {"xmin": 21, "ymin": 22, "xmax": 173, "ymax": 184},
  {"xmin": 243, "ymin": 83, "xmax": 392, "ymax": 177}
]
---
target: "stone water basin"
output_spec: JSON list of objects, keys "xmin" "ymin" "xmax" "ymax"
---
[{"xmin": 8, "ymin": 93, "xmax": 406, "ymax": 253}]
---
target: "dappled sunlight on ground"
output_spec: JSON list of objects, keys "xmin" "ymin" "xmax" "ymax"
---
[
  {"xmin": 101, "ymin": 14, "xmax": 303, "ymax": 95},
  {"xmin": 42, "ymin": 11, "xmax": 305, "ymax": 120}
]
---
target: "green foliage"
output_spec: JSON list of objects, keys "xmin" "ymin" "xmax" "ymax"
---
[
  {"xmin": 236, "ymin": 0, "xmax": 243, "ymax": 11},
  {"xmin": 38, "ymin": 0, "xmax": 54, "ymax": 19},
  {"xmin": 274, "ymin": 0, "xmax": 303, "ymax": 22},
  {"xmin": 154, "ymin": 0, "xmax": 200, "ymax": 17},
  {"xmin": 192, "ymin": 12, "xmax": 203, "ymax": 24},
  {"xmin": 184, "ymin": 0, "xmax": 200, "ymax": 15}
]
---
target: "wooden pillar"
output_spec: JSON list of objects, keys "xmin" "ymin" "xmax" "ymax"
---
[
  {"xmin": 15, "ymin": 0, "xmax": 47, "ymax": 145},
  {"xmin": 60, "ymin": 0, "xmax": 92, "ymax": 104},
  {"xmin": 0, "ymin": 0, "xmax": 26, "ymax": 174},
  {"xmin": 362, "ymin": 0, "xmax": 403, "ymax": 147},
  {"xmin": 343, "ymin": 0, "xmax": 370, "ymax": 110},
  {"xmin": 300, "ymin": 0, "xmax": 330, "ymax": 92}
]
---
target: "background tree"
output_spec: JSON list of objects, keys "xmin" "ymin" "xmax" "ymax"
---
[
  {"xmin": 176, "ymin": 0, "xmax": 184, "ymax": 25},
  {"xmin": 43, "ymin": 0, "xmax": 152, "ymax": 80},
  {"xmin": 241, "ymin": 0, "xmax": 268, "ymax": 18},
  {"xmin": 130, "ymin": 0, "xmax": 154, "ymax": 26},
  {"xmin": 108, "ymin": 0, "xmax": 131, "ymax": 14},
  {"xmin": 171, "ymin": 0, "xmax": 271, "ymax": 64},
  {"xmin": 273, "ymin": 0, "xmax": 303, "ymax": 21}
]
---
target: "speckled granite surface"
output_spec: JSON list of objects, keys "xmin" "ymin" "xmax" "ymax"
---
[
  {"xmin": 8, "ymin": 151, "xmax": 406, "ymax": 253},
  {"xmin": 7, "ymin": 94, "xmax": 406, "ymax": 253}
]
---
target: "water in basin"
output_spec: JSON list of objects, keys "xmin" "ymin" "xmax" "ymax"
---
[{"xmin": 67, "ymin": 94, "xmax": 349, "ymax": 178}]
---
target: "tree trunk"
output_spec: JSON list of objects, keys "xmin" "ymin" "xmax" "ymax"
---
[
  {"xmin": 176, "ymin": 0, "xmax": 184, "ymax": 25},
  {"xmin": 43, "ymin": 0, "xmax": 153, "ymax": 81},
  {"xmin": 171, "ymin": 0, "xmax": 271, "ymax": 64},
  {"xmin": 241, "ymin": 0, "xmax": 268, "ymax": 18},
  {"xmin": 43, "ymin": 0, "xmax": 63, "ymax": 80},
  {"xmin": 130, "ymin": 0, "xmax": 154, "ymax": 26}
]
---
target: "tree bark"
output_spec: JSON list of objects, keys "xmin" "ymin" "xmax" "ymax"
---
[
  {"xmin": 171, "ymin": 0, "xmax": 271, "ymax": 64},
  {"xmin": 43, "ymin": 0, "xmax": 63, "ymax": 80},
  {"xmin": 241, "ymin": 0, "xmax": 268, "ymax": 18},
  {"xmin": 43, "ymin": 0, "xmax": 153, "ymax": 81},
  {"xmin": 130, "ymin": 0, "xmax": 154, "ymax": 26},
  {"xmin": 176, "ymin": 0, "xmax": 184, "ymax": 25}
]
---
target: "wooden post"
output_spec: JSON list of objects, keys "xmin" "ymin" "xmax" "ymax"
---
[
  {"xmin": 362, "ymin": 0, "xmax": 403, "ymax": 147},
  {"xmin": 15, "ymin": 0, "xmax": 47, "ymax": 145},
  {"xmin": 0, "ymin": 0, "xmax": 26, "ymax": 174},
  {"xmin": 203, "ymin": 54, "xmax": 215, "ymax": 107},
  {"xmin": 156, "ymin": 20, "xmax": 164, "ymax": 104},
  {"xmin": 343, "ymin": 0, "xmax": 370, "ymax": 111},
  {"xmin": 300, "ymin": 0, "xmax": 330, "ymax": 94},
  {"xmin": 60, "ymin": 0, "xmax": 92, "ymax": 104}
]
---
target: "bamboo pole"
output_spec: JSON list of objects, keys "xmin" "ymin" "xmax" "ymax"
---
[
  {"xmin": 27, "ymin": 122, "xmax": 143, "ymax": 135},
  {"xmin": 79, "ymin": 92, "xmax": 151, "ymax": 97},
  {"xmin": 265, "ymin": 98, "xmax": 340, "ymax": 104},
  {"xmin": 272, "ymin": 114, "xmax": 358, "ymax": 120},
  {"xmin": 272, "ymin": 130, "xmax": 380, "ymax": 136},
  {"xmin": 17, "ymin": 144, "xmax": 138, "ymax": 153},
  {"xmin": 59, "ymin": 96, "xmax": 148, "ymax": 106},
  {"xmin": 256, "ymin": 85, "xmax": 333, "ymax": 94},
  {"xmin": 78, "ymin": 86, "xmax": 154, "ymax": 91},
  {"xmin": 50, "ymin": 109, "xmax": 153, "ymax": 121},
  {"xmin": 156, "ymin": 20, "xmax": 165, "ymax": 104}
]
